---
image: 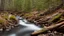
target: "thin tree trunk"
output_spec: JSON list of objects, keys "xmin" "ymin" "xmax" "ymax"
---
[
  {"xmin": 62, "ymin": 0, "xmax": 64, "ymax": 5},
  {"xmin": 0, "ymin": 0, "xmax": 5, "ymax": 11}
]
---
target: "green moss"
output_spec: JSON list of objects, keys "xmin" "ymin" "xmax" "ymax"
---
[
  {"xmin": 9, "ymin": 15, "xmax": 16, "ymax": 20},
  {"xmin": 50, "ymin": 13, "xmax": 62, "ymax": 22},
  {"xmin": 3, "ymin": 15, "xmax": 8, "ymax": 20},
  {"xmin": 25, "ymin": 14, "xmax": 32, "ymax": 16},
  {"xmin": 24, "ymin": 13, "xmax": 33, "ymax": 17},
  {"xmin": 0, "ymin": 19, "xmax": 4, "ymax": 24},
  {"xmin": 2, "ymin": 13, "xmax": 8, "ymax": 20}
]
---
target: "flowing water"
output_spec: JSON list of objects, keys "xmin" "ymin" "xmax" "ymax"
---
[{"xmin": 0, "ymin": 16, "xmax": 41, "ymax": 36}]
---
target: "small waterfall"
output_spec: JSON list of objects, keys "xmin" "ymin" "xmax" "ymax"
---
[
  {"xmin": 16, "ymin": 16, "xmax": 41, "ymax": 30},
  {"xmin": 3, "ymin": 16, "xmax": 41, "ymax": 36}
]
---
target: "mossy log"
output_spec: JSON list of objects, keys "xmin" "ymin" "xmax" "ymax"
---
[
  {"xmin": 31, "ymin": 21, "xmax": 64, "ymax": 36},
  {"xmin": 48, "ymin": 13, "xmax": 63, "ymax": 23}
]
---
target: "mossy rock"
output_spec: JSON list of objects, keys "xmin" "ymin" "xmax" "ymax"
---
[{"xmin": 9, "ymin": 15, "xmax": 16, "ymax": 21}]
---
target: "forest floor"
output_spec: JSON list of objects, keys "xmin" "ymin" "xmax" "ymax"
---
[
  {"xmin": 0, "ymin": 7, "xmax": 64, "ymax": 36},
  {"xmin": 20, "ymin": 8, "xmax": 64, "ymax": 36},
  {"xmin": 0, "ymin": 12, "xmax": 18, "ymax": 31}
]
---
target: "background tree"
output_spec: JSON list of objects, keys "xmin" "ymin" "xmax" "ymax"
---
[{"xmin": 0, "ymin": 0, "xmax": 5, "ymax": 10}]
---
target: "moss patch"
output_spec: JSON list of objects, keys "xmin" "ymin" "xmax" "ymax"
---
[
  {"xmin": 9, "ymin": 15, "xmax": 16, "ymax": 20},
  {"xmin": 0, "ymin": 19, "xmax": 5, "ymax": 24}
]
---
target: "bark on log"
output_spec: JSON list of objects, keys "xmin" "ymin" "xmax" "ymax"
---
[
  {"xmin": 31, "ymin": 21, "xmax": 64, "ymax": 36},
  {"xmin": 48, "ymin": 13, "xmax": 62, "ymax": 23}
]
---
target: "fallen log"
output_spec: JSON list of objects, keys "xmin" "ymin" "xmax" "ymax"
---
[
  {"xmin": 48, "ymin": 13, "xmax": 62, "ymax": 23},
  {"xmin": 31, "ymin": 21, "xmax": 64, "ymax": 36}
]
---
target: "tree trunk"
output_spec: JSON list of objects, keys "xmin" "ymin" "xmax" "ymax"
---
[
  {"xmin": 62, "ymin": 0, "xmax": 64, "ymax": 5},
  {"xmin": 0, "ymin": 0, "xmax": 5, "ymax": 11}
]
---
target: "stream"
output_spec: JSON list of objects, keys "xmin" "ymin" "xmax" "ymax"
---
[{"xmin": 0, "ymin": 16, "xmax": 41, "ymax": 36}]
